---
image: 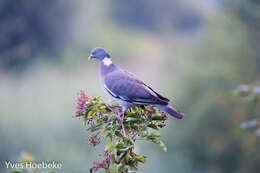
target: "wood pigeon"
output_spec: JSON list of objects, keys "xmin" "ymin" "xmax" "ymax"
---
[{"xmin": 89, "ymin": 47, "xmax": 184, "ymax": 134}]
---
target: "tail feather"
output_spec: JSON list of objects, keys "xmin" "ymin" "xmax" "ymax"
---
[{"xmin": 155, "ymin": 105, "xmax": 184, "ymax": 119}]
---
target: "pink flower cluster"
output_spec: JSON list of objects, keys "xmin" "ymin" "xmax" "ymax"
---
[
  {"xmin": 75, "ymin": 90, "xmax": 90, "ymax": 115},
  {"xmin": 88, "ymin": 133, "xmax": 100, "ymax": 147},
  {"xmin": 89, "ymin": 151, "xmax": 111, "ymax": 173}
]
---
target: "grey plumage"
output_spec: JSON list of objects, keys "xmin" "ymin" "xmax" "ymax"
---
[{"xmin": 104, "ymin": 70, "xmax": 168, "ymax": 104}]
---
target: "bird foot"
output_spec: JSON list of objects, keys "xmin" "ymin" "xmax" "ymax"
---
[
  {"xmin": 116, "ymin": 112, "xmax": 127, "ymax": 137},
  {"xmin": 102, "ymin": 103, "xmax": 121, "ymax": 113}
]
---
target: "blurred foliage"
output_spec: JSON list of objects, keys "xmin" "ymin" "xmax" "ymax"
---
[
  {"xmin": 75, "ymin": 91, "xmax": 168, "ymax": 173},
  {"xmin": 233, "ymin": 84, "xmax": 260, "ymax": 103},
  {"xmin": 0, "ymin": 0, "xmax": 73, "ymax": 71},
  {"xmin": 110, "ymin": 0, "xmax": 201, "ymax": 32},
  {"xmin": 233, "ymin": 84, "xmax": 260, "ymax": 146}
]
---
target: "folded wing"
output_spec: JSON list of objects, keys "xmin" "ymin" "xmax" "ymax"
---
[{"xmin": 104, "ymin": 70, "xmax": 169, "ymax": 105}]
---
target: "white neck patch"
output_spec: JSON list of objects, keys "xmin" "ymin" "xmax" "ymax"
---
[{"xmin": 102, "ymin": 57, "xmax": 112, "ymax": 66}]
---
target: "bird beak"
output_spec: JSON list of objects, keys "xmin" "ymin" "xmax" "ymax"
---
[{"xmin": 88, "ymin": 55, "xmax": 93, "ymax": 60}]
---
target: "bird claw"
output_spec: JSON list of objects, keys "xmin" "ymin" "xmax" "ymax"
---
[
  {"xmin": 116, "ymin": 113, "xmax": 122, "ymax": 121},
  {"xmin": 117, "ymin": 112, "xmax": 127, "ymax": 137}
]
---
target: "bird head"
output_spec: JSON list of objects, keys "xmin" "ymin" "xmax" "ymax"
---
[{"xmin": 88, "ymin": 47, "xmax": 110, "ymax": 61}]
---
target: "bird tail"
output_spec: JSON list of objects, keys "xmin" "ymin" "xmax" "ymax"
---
[{"xmin": 155, "ymin": 105, "xmax": 184, "ymax": 119}]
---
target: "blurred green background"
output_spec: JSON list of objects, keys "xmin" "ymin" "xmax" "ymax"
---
[{"xmin": 1, "ymin": 0, "xmax": 260, "ymax": 172}]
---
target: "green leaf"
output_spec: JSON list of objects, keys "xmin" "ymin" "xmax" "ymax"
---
[
  {"xmin": 105, "ymin": 133, "xmax": 113, "ymax": 141},
  {"xmin": 125, "ymin": 126, "xmax": 131, "ymax": 134},
  {"xmin": 87, "ymin": 109, "xmax": 96, "ymax": 117},
  {"xmin": 131, "ymin": 125, "xmax": 139, "ymax": 131},
  {"xmin": 158, "ymin": 140, "xmax": 167, "ymax": 152},
  {"xmin": 115, "ymin": 131, "xmax": 124, "ymax": 139},
  {"xmin": 82, "ymin": 115, "xmax": 87, "ymax": 127},
  {"xmin": 105, "ymin": 141, "xmax": 115, "ymax": 151},
  {"xmin": 92, "ymin": 96, "xmax": 101, "ymax": 102},
  {"xmin": 116, "ymin": 164, "xmax": 125, "ymax": 172},
  {"xmin": 150, "ymin": 132, "xmax": 161, "ymax": 137},
  {"xmin": 151, "ymin": 139, "xmax": 167, "ymax": 152},
  {"xmin": 10, "ymin": 171, "xmax": 22, "ymax": 173},
  {"xmin": 115, "ymin": 142, "xmax": 124, "ymax": 148},
  {"xmin": 86, "ymin": 104, "xmax": 95, "ymax": 110},
  {"xmin": 129, "ymin": 165, "xmax": 138, "ymax": 171},
  {"xmin": 126, "ymin": 113, "xmax": 139, "ymax": 118},
  {"xmin": 131, "ymin": 107, "xmax": 137, "ymax": 112},
  {"xmin": 126, "ymin": 117, "xmax": 141, "ymax": 124},
  {"xmin": 108, "ymin": 167, "xmax": 117, "ymax": 173},
  {"xmin": 152, "ymin": 115, "xmax": 163, "ymax": 120},
  {"xmin": 147, "ymin": 124, "xmax": 159, "ymax": 130},
  {"xmin": 134, "ymin": 155, "xmax": 146, "ymax": 163},
  {"xmin": 101, "ymin": 126, "xmax": 111, "ymax": 136}
]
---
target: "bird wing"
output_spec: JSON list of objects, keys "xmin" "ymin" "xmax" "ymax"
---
[{"xmin": 103, "ymin": 69, "xmax": 169, "ymax": 105}]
